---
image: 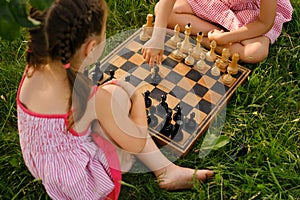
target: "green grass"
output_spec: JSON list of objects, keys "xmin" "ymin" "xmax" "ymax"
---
[{"xmin": 0, "ymin": 0, "xmax": 299, "ymax": 199}]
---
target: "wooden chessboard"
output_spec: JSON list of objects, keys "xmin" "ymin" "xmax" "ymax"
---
[{"xmin": 97, "ymin": 28, "xmax": 251, "ymax": 156}]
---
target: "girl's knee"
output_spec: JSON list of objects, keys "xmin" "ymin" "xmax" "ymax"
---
[{"xmin": 243, "ymin": 45, "xmax": 269, "ymax": 63}]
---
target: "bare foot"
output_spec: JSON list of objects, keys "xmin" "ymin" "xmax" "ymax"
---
[{"xmin": 155, "ymin": 164, "xmax": 214, "ymax": 190}]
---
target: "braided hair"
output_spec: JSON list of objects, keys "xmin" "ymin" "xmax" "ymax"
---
[{"xmin": 26, "ymin": 0, "xmax": 107, "ymax": 128}]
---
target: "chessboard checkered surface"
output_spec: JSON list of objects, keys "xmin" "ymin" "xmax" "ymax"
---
[{"xmin": 98, "ymin": 29, "xmax": 251, "ymax": 156}]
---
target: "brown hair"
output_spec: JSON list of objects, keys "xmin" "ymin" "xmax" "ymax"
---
[{"xmin": 26, "ymin": 0, "xmax": 107, "ymax": 128}]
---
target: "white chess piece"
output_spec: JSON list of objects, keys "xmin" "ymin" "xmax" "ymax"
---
[
  {"xmin": 185, "ymin": 48, "xmax": 195, "ymax": 66},
  {"xmin": 170, "ymin": 24, "xmax": 182, "ymax": 46},
  {"xmin": 171, "ymin": 42, "xmax": 185, "ymax": 60},
  {"xmin": 192, "ymin": 32, "xmax": 203, "ymax": 59},
  {"xmin": 196, "ymin": 52, "xmax": 206, "ymax": 71}
]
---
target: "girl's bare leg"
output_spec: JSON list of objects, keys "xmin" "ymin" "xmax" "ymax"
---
[
  {"xmin": 201, "ymin": 36, "xmax": 270, "ymax": 63},
  {"xmin": 102, "ymin": 84, "xmax": 214, "ymax": 190},
  {"xmin": 156, "ymin": 0, "xmax": 219, "ymax": 35}
]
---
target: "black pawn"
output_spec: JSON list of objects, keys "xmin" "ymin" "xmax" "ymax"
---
[
  {"xmin": 144, "ymin": 90, "xmax": 152, "ymax": 108},
  {"xmin": 157, "ymin": 94, "xmax": 169, "ymax": 115},
  {"xmin": 172, "ymin": 105, "xmax": 182, "ymax": 122},
  {"xmin": 109, "ymin": 69, "xmax": 115, "ymax": 80},
  {"xmin": 160, "ymin": 94, "xmax": 169, "ymax": 111},
  {"xmin": 102, "ymin": 69, "xmax": 116, "ymax": 84}
]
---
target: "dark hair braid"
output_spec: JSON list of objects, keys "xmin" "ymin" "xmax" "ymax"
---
[
  {"xmin": 26, "ymin": 8, "xmax": 49, "ymax": 70},
  {"xmin": 45, "ymin": 0, "xmax": 107, "ymax": 128}
]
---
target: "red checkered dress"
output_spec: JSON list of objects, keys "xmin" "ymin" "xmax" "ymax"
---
[{"xmin": 187, "ymin": 0, "xmax": 293, "ymax": 43}]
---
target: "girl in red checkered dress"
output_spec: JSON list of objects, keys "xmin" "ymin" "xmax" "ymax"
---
[{"xmin": 143, "ymin": 0, "xmax": 293, "ymax": 64}]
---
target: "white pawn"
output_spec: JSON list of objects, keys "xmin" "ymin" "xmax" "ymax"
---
[
  {"xmin": 196, "ymin": 52, "xmax": 206, "ymax": 71},
  {"xmin": 140, "ymin": 25, "xmax": 149, "ymax": 41},
  {"xmin": 185, "ymin": 48, "xmax": 195, "ymax": 66},
  {"xmin": 171, "ymin": 42, "xmax": 185, "ymax": 60},
  {"xmin": 211, "ymin": 60, "xmax": 221, "ymax": 76},
  {"xmin": 223, "ymin": 73, "xmax": 233, "ymax": 85}
]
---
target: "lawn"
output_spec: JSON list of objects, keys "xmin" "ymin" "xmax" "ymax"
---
[{"xmin": 0, "ymin": 0, "xmax": 299, "ymax": 199}]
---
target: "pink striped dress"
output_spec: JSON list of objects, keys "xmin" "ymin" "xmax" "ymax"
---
[
  {"xmin": 187, "ymin": 0, "xmax": 293, "ymax": 43},
  {"xmin": 17, "ymin": 75, "xmax": 121, "ymax": 200}
]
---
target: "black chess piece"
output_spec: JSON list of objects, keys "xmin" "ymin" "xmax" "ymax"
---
[
  {"xmin": 144, "ymin": 90, "xmax": 152, "ymax": 108},
  {"xmin": 102, "ymin": 69, "xmax": 116, "ymax": 84},
  {"xmin": 160, "ymin": 109, "xmax": 174, "ymax": 137},
  {"xmin": 172, "ymin": 105, "xmax": 182, "ymax": 122},
  {"xmin": 157, "ymin": 94, "xmax": 170, "ymax": 115},
  {"xmin": 92, "ymin": 62, "xmax": 103, "ymax": 85},
  {"xmin": 109, "ymin": 69, "xmax": 115, "ymax": 80},
  {"xmin": 184, "ymin": 112, "xmax": 196, "ymax": 132},
  {"xmin": 148, "ymin": 106, "xmax": 158, "ymax": 128}
]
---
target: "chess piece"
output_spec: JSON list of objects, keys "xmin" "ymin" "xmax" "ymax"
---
[
  {"xmin": 192, "ymin": 32, "xmax": 203, "ymax": 59},
  {"xmin": 140, "ymin": 25, "xmax": 149, "ymax": 41},
  {"xmin": 223, "ymin": 73, "xmax": 233, "ymax": 85},
  {"xmin": 171, "ymin": 42, "xmax": 185, "ymax": 60},
  {"xmin": 145, "ymin": 14, "xmax": 154, "ymax": 37},
  {"xmin": 184, "ymin": 48, "xmax": 195, "ymax": 66},
  {"xmin": 161, "ymin": 109, "xmax": 174, "ymax": 137},
  {"xmin": 172, "ymin": 105, "xmax": 182, "ymax": 122},
  {"xmin": 144, "ymin": 90, "xmax": 152, "ymax": 108},
  {"xmin": 217, "ymin": 48, "xmax": 230, "ymax": 72},
  {"xmin": 184, "ymin": 112, "xmax": 196, "ymax": 132},
  {"xmin": 102, "ymin": 69, "xmax": 115, "ymax": 84},
  {"xmin": 109, "ymin": 69, "xmax": 115, "ymax": 80},
  {"xmin": 171, "ymin": 105, "xmax": 184, "ymax": 141},
  {"xmin": 160, "ymin": 94, "xmax": 169, "ymax": 111},
  {"xmin": 157, "ymin": 94, "xmax": 170, "ymax": 114},
  {"xmin": 180, "ymin": 23, "xmax": 192, "ymax": 53},
  {"xmin": 227, "ymin": 53, "xmax": 239, "ymax": 75},
  {"xmin": 151, "ymin": 65, "xmax": 161, "ymax": 83},
  {"xmin": 206, "ymin": 40, "xmax": 217, "ymax": 62},
  {"xmin": 92, "ymin": 62, "xmax": 103, "ymax": 85},
  {"xmin": 195, "ymin": 52, "xmax": 206, "ymax": 71},
  {"xmin": 211, "ymin": 60, "xmax": 221, "ymax": 76},
  {"xmin": 169, "ymin": 24, "xmax": 182, "ymax": 46},
  {"xmin": 148, "ymin": 106, "xmax": 158, "ymax": 128}
]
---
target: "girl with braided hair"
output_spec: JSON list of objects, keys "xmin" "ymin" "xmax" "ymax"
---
[{"xmin": 17, "ymin": 0, "xmax": 213, "ymax": 199}]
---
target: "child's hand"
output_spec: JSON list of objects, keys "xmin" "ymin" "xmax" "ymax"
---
[
  {"xmin": 208, "ymin": 29, "xmax": 226, "ymax": 45},
  {"xmin": 142, "ymin": 27, "xmax": 166, "ymax": 67},
  {"xmin": 142, "ymin": 47, "xmax": 164, "ymax": 67}
]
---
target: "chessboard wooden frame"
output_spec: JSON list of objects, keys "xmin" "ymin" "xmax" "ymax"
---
[{"xmin": 98, "ymin": 28, "xmax": 251, "ymax": 157}]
